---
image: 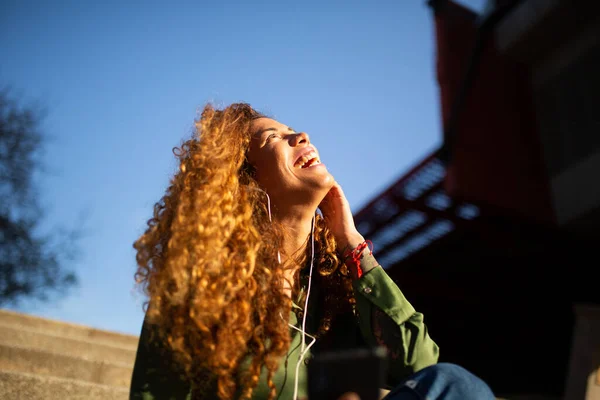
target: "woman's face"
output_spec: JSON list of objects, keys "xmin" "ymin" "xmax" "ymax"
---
[{"xmin": 246, "ymin": 117, "xmax": 334, "ymax": 206}]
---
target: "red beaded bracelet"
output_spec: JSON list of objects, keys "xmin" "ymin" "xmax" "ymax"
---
[{"xmin": 343, "ymin": 240, "xmax": 373, "ymax": 278}]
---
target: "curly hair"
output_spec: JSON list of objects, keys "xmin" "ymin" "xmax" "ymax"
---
[{"xmin": 134, "ymin": 103, "xmax": 355, "ymax": 400}]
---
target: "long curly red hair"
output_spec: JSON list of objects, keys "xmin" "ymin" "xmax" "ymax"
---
[{"xmin": 134, "ymin": 103, "xmax": 354, "ymax": 399}]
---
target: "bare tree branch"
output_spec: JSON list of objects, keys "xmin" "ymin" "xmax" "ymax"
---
[{"xmin": 0, "ymin": 87, "xmax": 79, "ymax": 306}]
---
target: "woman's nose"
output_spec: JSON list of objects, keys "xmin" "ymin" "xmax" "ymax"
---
[{"xmin": 292, "ymin": 132, "xmax": 310, "ymax": 146}]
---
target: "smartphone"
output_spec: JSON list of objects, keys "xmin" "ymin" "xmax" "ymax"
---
[{"xmin": 307, "ymin": 346, "xmax": 388, "ymax": 400}]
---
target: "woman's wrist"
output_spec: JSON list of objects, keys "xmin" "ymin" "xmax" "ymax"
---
[
  {"xmin": 338, "ymin": 234, "xmax": 377, "ymax": 280},
  {"xmin": 337, "ymin": 233, "xmax": 365, "ymax": 254}
]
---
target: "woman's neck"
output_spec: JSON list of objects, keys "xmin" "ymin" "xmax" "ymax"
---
[{"xmin": 274, "ymin": 204, "xmax": 316, "ymax": 297}]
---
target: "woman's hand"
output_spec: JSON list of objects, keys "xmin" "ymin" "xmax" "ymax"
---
[{"xmin": 318, "ymin": 181, "xmax": 364, "ymax": 252}]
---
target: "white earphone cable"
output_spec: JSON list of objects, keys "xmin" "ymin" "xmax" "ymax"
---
[
  {"xmin": 292, "ymin": 213, "xmax": 316, "ymax": 400},
  {"xmin": 254, "ymin": 186, "xmax": 315, "ymax": 400}
]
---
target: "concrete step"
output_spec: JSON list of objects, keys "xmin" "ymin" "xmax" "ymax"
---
[
  {"xmin": 0, "ymin": 343, "xmax": 132, "ymax": 387},
  {"xmin": 0, "ymin": 309, "xmax": 139, "ymax": 350},
  {"xmin": 0, "ymin": 370, "xmax": 129, "ymax": 400},
  {"xmin": 0, "ymin": 323, "xmax": 137, "ymax": 365}
]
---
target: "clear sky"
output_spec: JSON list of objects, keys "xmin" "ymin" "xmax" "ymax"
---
[{"xmin": 0, "ymin": 0, "xmax": 487, "ymax": 336}]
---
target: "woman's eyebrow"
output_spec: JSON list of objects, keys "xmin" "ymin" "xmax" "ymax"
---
[{"xmin": 255, "ymin": 126, "xmax": 295, "ymax": 137}]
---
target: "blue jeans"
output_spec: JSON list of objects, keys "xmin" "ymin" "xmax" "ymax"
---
[{"xmin": 383, "ymin": 363, "xmax": 496, "ymax": 400}]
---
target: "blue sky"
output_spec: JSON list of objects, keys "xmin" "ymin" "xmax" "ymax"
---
[{"xmin": 0, "ymin": 0, "xmax": 487, "ymax": 335}]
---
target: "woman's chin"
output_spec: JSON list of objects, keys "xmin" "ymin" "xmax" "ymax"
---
[{"xmin": 320, "ymin": 171, "xmax": 335, "ymax": 188}]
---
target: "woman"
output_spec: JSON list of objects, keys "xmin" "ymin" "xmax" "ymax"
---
[{"xmin": 130, "ymin": 103, "xmax": 495, "ymax": 400}]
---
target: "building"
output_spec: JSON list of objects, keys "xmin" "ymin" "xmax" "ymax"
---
[{"xmin": 352, "ymin": 1, "xmax": 600, "ymax": 398}]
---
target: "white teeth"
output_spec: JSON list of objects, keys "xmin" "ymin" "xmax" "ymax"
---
[{"xmin": 295, "ymin": 151, "xmax": 320, "ymax": 168}]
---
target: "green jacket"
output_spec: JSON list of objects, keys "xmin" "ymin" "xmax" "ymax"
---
[{"xmin": 130, "ymin": 254, "xmax": 439, "ymax": 399}]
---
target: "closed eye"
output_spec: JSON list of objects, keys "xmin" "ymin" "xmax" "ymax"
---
[{"xmin": 266, "ymin": 133, "xmax": 281, "ymax": 143}]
